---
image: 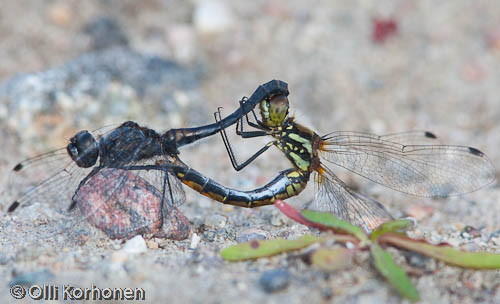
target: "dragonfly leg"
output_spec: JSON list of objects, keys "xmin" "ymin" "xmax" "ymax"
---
[
  {"xmin": 160, "ymin": 171, "xmax": 176, "ymax": 222},
  {"xmin": 215, "ymin": 108, "xmax": 273, "ymax": 171},
  {"xmin": 239, "ymin": 97, "xmax": 265, "ymax": 130},
  {"xmin": 235, "ymin": 111, "xmax": 268, "ymax": 138}
]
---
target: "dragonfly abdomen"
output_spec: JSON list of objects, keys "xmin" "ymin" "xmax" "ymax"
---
[{"xmin": 173, "ymin": 165, "xmax": 309, "ymax": 208}]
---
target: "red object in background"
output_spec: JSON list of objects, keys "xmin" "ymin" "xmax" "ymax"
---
[{"xmin": 372, "ymin": 18, "xmax": 398, "ymax": 43}]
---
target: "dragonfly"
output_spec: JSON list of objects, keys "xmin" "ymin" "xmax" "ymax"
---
[
  {"xmin": 4, "ymin": 80, "xmax": 289, "ymax": 239},
  {"xmin": 175, "ymin": 90, "xmax": 496, "ymax": 232}
]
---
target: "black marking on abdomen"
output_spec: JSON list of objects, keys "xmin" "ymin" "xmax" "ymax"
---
[{"xmin": 175, "ymin": 164, "xmax": 308, "ymax": 208}]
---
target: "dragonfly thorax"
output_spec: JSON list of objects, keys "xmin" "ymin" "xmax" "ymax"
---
[
  {"xmin": 275, "ymin": 122, "xmax": 317, "ymax": 173},
  {"xmin": 67, "ymin": 130, "xmax": 99, "ymax": 168},
  {"xmin": 260, "ymin": 95, "xmax": 290, "ymax": 127},
  {"xmin": 98, "ymin": 122, "xmax": 163, "ymax": 167}
]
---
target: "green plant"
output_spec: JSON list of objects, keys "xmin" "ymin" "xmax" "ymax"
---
[{"xmin": 221, "ymin": 200, "xmax": 500, "ymax": 302}]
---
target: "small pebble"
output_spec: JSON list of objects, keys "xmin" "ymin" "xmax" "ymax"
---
[
  {"xmin": 236, "ymin": 228, "xmax": 268, "ymax": 243},
  {"xmin": 205, "ymin": 214, "xmax": 227, "ymax": 228},
  {"xmin": 489, "ymin": 236, "xmax": 500, "ymax": 246},
  {"xmin": 146, "ymin": 240, "xmax": 159, "ymax": 249},
  {"xmin": 204, "ymin": 230, "xmax": 216, "ymax": 242},
  {"xmin": 121, "ymin": 235, "xmax": 148, "ymax": 255},
  {"xmin": 488, "ymin": 230, "xmax": 500, "ymax": 244},
  {"xmin": 190, "ymin": 233, "xmax": 201, "ymax": 249},
  {"xmin": 404, "ymin": 251, "xmax": 432, "ymax": 271},
  {"xmin": 259, "ymin": 269, "xmax": 290, "ymax": 293},
  {"xmin": 345, "ymin": 242, "xmax": 355, "ymax": 250},
  {"xmin": 460, "ymin": 225, "xmax": 482, "ymax": 239},
  {"xmin": 270, "ymin": 211, "xmax": 286, "ymax": 227}
]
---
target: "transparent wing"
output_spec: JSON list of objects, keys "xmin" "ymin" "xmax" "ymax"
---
[
  {"xmin": 124, "ymin": 156, "xmax": 186, "ymax": 208},
  {"xmin": 4, "ymin": 148, "xmax": 93, "ymax": 212},
  {"xmin": 3, "ymin": 125, "xmax": 122, "ymax": 212},
  {"xmin": 320, "ymin": 131, "xmax": 496, "ymax": 197},
  {"xmin": 5, "ymin": 123, "xmax": 187, "ymax": 240},
  {"xmin": 311, "ymin": 167, "xmax": 393, "ymax": 232},
  {"xmin": 379, "ymin": 130, "xmax": 439, "ymax": 145},
  {"xmin": 72, "ymin": 166, "xmax": 187, "ymax": 240},
  {"xmin": 69, "ymin": 142, "xmax": 186, "ymax": 240}
]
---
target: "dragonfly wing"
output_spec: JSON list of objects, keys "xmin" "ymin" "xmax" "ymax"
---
[
  {"xmin": 5, "ymin": 149, "xmax": 93, "ymax": 212},
  {"xmin": 70, "ymin": 129, "xmax": 187, "ymax": 238},
  {"xmin": 123, "ymin": 156, "xmax": 186, "ymax": 208},
  {"xmin": 6, "ymin": 123, "xmax": 189, "ymax": 242},
  {"xmin": 5, "ymin": 126, "xmax": 119, "ymax": 212},
  {"xmin": 71, "ymin": 151, "xmax": 186, "ymax": 240},
  {"xmin": 378, "ymin": 130, "xmax": 439, "ymax": 145},
  {"xmin": 312, "ymin": 167, "xmax": 393, "ymax": 232},
  {"xmin": 320, "ymin": 131, "xmax": 496, "ymax": 197}
]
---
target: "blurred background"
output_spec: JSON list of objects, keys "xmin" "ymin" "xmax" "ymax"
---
[
  {"xmin": 1, "ymin": 0, "xmax": 499, "ymax": 225},
  {"xmin": 0, "ymin": 1, "xmax": 499, "ymax": 302}
]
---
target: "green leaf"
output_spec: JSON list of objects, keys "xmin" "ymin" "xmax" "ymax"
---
[
  {"xmin": 301, "ymin": 210, "xmax": 369, "ymax": 243},
  {"xmin": 221, "ymin": 235, "xmax": 323, "ymax": 261},
  {"xmin": 311, "ymin": 248, "xmax": 352, "ymax": 272},
  {"xmin": 371, "ymin": 243, "xmax": 420, "ymax": 302},
  {"xmin": 370, "ymin": 218, "xmax": 414, "ymax": 241},
  {"xmin": 275, "ymin": 200, "xmax": 340, "ymax": 231},
  {"xmin": 378, "ymin": 233, "xmax": 500, "ymax": 269}
]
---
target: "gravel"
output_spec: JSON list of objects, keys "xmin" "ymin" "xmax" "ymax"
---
[{"xmin": 1, "ymin": 1, "xmax": 499, "ymax": 303}]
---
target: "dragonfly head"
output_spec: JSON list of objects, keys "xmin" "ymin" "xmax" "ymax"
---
[
  {"xmin": 67, "ymin": 130, "xmax": 99, "ymax": 168},
  {"xmin": 260, "ymin": 94, "xmax": 289, "ymax": 127}
]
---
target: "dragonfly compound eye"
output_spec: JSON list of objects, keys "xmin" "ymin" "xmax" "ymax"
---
[
  {"xmin": 66, "ymin": 130, "xmax": 99, "ymax": 168},
  {"xmin": 268, "ymin": 95, "xmax": 289, "ymax": 126},
  {"xmin": 260, "ymin": 95, "xmax": 290, "ymax": 127}
]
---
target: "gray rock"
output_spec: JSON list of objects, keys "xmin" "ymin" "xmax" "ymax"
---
[
  {"xmin": 259, "ymin": 269, "xmax": 290, "ymax": 293},
  {"xmin": 0, "ymin": 46, "xmax": 203, "ymax": 151}
]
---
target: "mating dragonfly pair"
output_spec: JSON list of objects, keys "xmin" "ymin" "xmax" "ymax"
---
[{"xmin": 5, "ymin": 80, "xmax": 496, "ymax": 236}]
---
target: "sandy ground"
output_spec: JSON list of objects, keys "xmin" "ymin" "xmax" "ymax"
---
[{"xmin": 1, "ymin": 1, "xmax": 500, "ymax": 303}]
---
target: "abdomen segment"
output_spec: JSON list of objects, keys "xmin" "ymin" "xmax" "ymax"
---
[{"xmin": 173, "ymin": 165, "xmax": 308, "ymax": 208}]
